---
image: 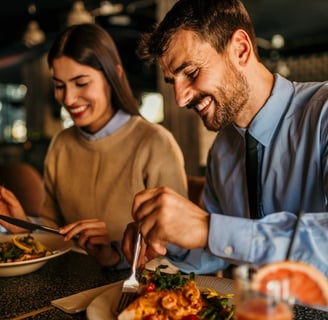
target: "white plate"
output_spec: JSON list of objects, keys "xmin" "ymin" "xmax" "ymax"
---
[
  {"xmin": 0, "ymin": 232, "xmax": 73, "ymax": 277},
  {"xmin": 86, "ymin": 276, "xmax": 234, "ymax": 320}
]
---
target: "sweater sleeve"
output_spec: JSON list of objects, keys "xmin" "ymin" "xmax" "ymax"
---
[
  {"xmin": 38, "ymin": 132, "xmax": 66, "ymax": 228},
  {"xmin": 138, "ymin": 124, "xmax": 188, "ymax": 198}
]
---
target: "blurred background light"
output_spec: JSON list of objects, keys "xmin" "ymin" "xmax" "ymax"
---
[{"xmin": 139, "ymin": 92, "xmax": 164, "ymax": 123}]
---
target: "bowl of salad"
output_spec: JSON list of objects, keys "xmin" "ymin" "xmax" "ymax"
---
[{"xmin": 0, "ymin": 233, "xmax": 73, "ymax": 277}]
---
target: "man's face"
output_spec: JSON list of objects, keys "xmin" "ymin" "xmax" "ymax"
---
[{"xmin": 159, "ymin": 29, "xmax": 250, "ymax": 131}]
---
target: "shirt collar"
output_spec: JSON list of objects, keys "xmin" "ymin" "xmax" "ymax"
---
[
  {"xmin": 79, "ymin": 109, "xmax": 131, "ymax": 141},
  {"xmin": 247, "ymin": 74, "xmax": 294, "ymax": 147}
]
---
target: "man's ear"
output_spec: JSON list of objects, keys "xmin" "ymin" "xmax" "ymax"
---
[{"xmin": 230, "ymin": 29, "xmax": 252, "ymax": 66}]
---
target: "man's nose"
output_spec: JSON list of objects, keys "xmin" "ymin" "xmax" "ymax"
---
[{"xmin": 174, "ymin": 81, "xmax": 193, "ymax": 108}]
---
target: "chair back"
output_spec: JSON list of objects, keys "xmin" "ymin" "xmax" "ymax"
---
[
  {"xmin": 0, "ymin": 162, "xmax": 44, "ymax": 216},
  {"xmin": 187, "ymin": 175, "xmax": 205, "ymax": 207}
]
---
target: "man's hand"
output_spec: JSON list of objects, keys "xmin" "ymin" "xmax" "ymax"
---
[
  {"xmin": 131, "ymin": 187, "xmax": 209, "ymax": 260},
  {"xmin": 122, "ymin": 222, "xmax": 151, "ymax": 268}
]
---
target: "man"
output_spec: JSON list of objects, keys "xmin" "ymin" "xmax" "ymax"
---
[{"xmin": 123, "ymin": 0, "xmax": 328, "ymax": 276}]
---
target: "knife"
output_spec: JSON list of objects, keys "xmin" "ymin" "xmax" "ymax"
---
[{"xmin": 0, "ymin": 214, "xmax": 61, "ymax": 235}]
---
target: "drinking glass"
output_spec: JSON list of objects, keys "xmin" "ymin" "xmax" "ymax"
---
[{"xmin": 233, "ymin": 264, "xmax": 294, "ymax": 320}]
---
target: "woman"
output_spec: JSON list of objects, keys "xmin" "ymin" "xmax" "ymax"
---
[{"xmin": 0, "ymin": 23, "xmax": 187, "ymax": 268}]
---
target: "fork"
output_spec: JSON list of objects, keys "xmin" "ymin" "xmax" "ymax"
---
[{"xmin": 116, "ymin": 232, "xmax": 142, "ymax": 313}]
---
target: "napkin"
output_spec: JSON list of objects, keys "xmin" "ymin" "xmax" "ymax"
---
[
  {"xmin": 144, "ymin": 256, "xmax": 179, "ymax": 273},
  {"xmin": 51, "ymin": 283, "xmax": 116, "ymax": 314},
  {"xmin": 51, "ymin": 257, "xmax": 178, "ymax": 314}
]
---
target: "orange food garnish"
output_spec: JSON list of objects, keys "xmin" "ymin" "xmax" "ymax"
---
[
  {"xmin": 12, "ymin": 236, "xmax": 33, "ymax": 253},
  {"xmin": 252, "ymin": 261, "xmax": 328, "ymax": 307}
]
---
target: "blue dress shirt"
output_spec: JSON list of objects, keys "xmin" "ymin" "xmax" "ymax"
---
[
  {"xmin": 79, "ymin": 109, "xmax": 131, "ymax": 141},
  {"xmin": 167, "ymin": 74, "xmax": 328, "ymax": 276}
]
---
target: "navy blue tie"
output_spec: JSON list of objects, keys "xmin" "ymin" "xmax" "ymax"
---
[{"xmin": 245, "ymin": 131, "xmax": 260, "ymax": 219}]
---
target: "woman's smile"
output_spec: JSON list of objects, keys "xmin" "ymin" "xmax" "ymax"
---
[{"xmin": 68, "ymin": 105, "xmax": 89, "ymax": 118}]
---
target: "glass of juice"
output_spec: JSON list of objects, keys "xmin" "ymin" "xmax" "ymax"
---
[{"xmin": 233, "ymin": 264, "xmax": 294, "ymax": 320}]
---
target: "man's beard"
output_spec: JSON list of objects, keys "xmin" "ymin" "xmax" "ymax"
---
[{"xmin": 200, "ymin": 61, "xmax": 250, "ymax": 132}]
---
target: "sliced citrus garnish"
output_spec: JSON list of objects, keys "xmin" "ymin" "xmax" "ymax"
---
[
  {"xmin": 12, "ymin": 235, "xmax": 34, "ymax": 253},
  {"xmin": 252, "ymin": 261, "xmax": 328, "ymax": 307}
]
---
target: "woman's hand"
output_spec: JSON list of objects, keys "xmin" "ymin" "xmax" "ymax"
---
[
  {"xmin": 0, "ymin": 186, "xmax": 29, "ymax": 233},
  {"xmin": 59, "ymin": 219, "xmax": 121, "ymax": 266}
]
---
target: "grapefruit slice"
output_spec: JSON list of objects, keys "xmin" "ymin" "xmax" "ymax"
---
[{"xmin": 252, "ymin": 261, "xmax": 328, "ymax": 307}]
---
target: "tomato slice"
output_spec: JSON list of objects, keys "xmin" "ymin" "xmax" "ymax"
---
[{"xmin": 146, "ymin": 282, "xmax": 156, "ymax": 293}]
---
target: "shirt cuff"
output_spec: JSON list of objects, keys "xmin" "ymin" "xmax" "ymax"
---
[{"xmin": 208, "ymin": 214, "xmax": 254, "ymax": 263}]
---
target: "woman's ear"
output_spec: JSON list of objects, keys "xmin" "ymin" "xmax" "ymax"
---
[
  {"xmin": 230, "ymin": 29, "xmax": 252, "ymax": 66},
  {"xmin": 116, "ymin": 64, "xmax": 123, "ymax": 78}
]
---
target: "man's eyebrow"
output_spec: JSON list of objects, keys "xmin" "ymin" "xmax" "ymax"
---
[
  {"xmin": 174, "ymin": 62, "xmax": 189, "ymax": 74},
  {"xmin": 164, "ymin": 62, "xmax": 190, "ymax": 84}
]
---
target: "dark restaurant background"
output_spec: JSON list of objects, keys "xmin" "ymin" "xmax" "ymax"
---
[{"xmin": 0, "ymin": 0, "xmax": 327, "ymax": 175}]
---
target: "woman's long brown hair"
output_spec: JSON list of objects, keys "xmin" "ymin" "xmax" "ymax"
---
[{"xmin": 48, "ymin": 23, "xmax": 140, "ymax": 115}]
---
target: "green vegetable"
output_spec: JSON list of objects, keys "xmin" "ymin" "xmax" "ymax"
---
[
  {"xmin": 140, "ymin": 264, "xmax": 195, "ymax": 290},
  {"xmin": 0, "ymin": 242, "xmax": 24, "ymax": 262},
  {"xmin": 199, "ymin": 289, "xmax": 235, "ymax": 320}
]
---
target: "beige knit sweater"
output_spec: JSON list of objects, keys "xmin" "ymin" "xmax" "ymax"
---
[{"xmin": 40, "ymin": 116, "xmax": 187, "ymax": 242}]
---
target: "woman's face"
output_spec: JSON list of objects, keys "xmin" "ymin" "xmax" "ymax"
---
[{"xmin": 51, "ymin": 56, "xmax": 113, "ymax": 133}]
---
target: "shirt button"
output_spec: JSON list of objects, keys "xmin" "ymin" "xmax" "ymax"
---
[{"xmin": 223, "ymin": 246, "xmax": 233, "ymax": 256}]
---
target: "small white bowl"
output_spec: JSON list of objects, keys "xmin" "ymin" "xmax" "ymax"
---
[{"xmin": 0, "ymin": 233, "xmax": 73, "ymax": 277}]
